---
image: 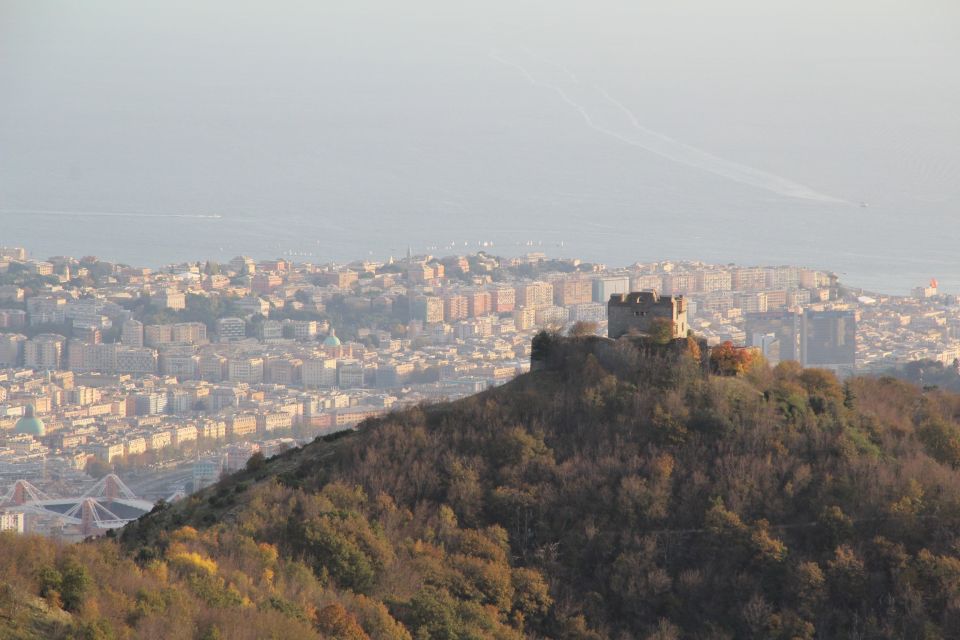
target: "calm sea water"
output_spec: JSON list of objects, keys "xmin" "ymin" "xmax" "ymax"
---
[{"xmin": 2, "ymin": 1, "xmax": 957, "ymax": 295}]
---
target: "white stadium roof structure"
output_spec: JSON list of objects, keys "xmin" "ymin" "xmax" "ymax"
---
[{"xmin": 1, "ymin": 474, "xmax": 156, "ymax": 535}]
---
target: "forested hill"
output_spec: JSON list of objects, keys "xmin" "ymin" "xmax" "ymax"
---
[{"xmin": 5, "ymin": 336, "xmax": 960, "ymax": 639}]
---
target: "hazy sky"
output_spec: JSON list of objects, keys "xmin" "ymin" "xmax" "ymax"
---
[{"xmin": 1, "ymin": 1, "xmax": 958, "ymax": 291}]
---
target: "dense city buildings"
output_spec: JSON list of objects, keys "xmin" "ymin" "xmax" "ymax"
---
[
  {"xmin": 801, "ymin": 309, "xmax": 858, "ymax": 374},
  {"xmin": 0, "ymin": 244, "xmax": 955, "ymax": 537}
]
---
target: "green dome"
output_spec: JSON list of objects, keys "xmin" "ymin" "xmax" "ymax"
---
[
  {"xmin": 322, "ymin": 329, "xmax": 341, "ymax": 347},
  {"xmin": 14, "ymin": 405, "xmax": 45, "ymax": 437}
]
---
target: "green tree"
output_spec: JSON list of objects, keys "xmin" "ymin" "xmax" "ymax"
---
[
  {"xmin": 37, "ymin": 565, "xmax": 62, "ymax": 603},
  {"xmin": 407, "ymin": 587, "xmax": 461, "ymax": 640},
  {"xmin": 78, "ymin": 619, "xmax": 117, "ymax": 640},
  {"xmin": 917, "ymin": 417, "xmax": 960, "ymax": 467},
  {"xmin": 245, "ymin": 451, "xmax": 267, "ymax": 472},
  {"xmin": 531, "ymin": 330, "xmax": 557, "ymax": 363},
  {"xmin": 60, "ymin": 560, "xmax": 90, "ymax": 612},
  {"xmin": 199, "ymin": 625, "xmax": 224, "ymax": 640}
]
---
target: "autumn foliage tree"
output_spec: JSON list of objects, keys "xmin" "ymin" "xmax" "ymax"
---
[{"xmin": 709, "ymin": 340, "xmax": 757, "ymax": 376}]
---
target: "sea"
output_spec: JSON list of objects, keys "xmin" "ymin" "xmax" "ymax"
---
[{"xmin": 1, "ymin": 0, "xmax": 957, "ymax": 295}]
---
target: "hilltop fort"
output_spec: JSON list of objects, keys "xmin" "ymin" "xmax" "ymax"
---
[{"xmin": 607, "ymin": 290, "xmax": 688, "ymax": 339}]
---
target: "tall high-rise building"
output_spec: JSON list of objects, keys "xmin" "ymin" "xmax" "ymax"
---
[
  {"xmin": 513, "ymin": 307, "xmax": 537, "ymax": 331},
  {"xmin": 466, "ymin": 290, "xmax": 491, "ymax": 317},
  {"xmin": 751, "ymin": 333, "xmax": 782, "ymax": 365},
  {"xmin": 259, "ymin": 319, "xmax": 283, "ymax": 340},
  {"xmin": 516, "ymin": 281, "xmax": 554, "ymax": 310},
  {"xmin": 552, "ymin": 277, "xmax": 593, "ymax": 306},
  {"xmin": 535, "ymin": 305, "xmax": 570, "ymax": 328},
  {"xmin": 282, "ymin": 319, "xmax": 317, "ymax": 340},
  {"xmin": 115, "ymin": 346, "xmax": 158, "ymax": 375},
  {"xmin": 172, "ymin": 322, "xmax": 207, "ymax": 344},
  {"xmin": 801, "ymin": 309, "xmax": 857, "ymax": 372},
  {"xmin": 302, "ymin": 358, "xmax": 337, "ymax": 388},
  {"xmin": 736, "ymin": 292, "xmax": 769, "ymax": 314},
  {"xmin": 198, "ymin": 353, "xmax": 228, "ymax": 381},
  {"xmin": 592, "ymin": 276, "xmax": 630, "ymax": 303},
  {"xmin": 731, "ymin": 267, "xmax": 768, "ymax": 291},
  {"xmin": 443, "ymin": 294, "xmax": 469, "ymax": 322},
  {"xmin": 264, "ymin": 357, "xmax": 301, "ymax": 385},
  {"xmin": 160, "ymin": 344, "xmax": 199, "ymax": 379},
  {"xmin": 693, "ymin": 270, "xmax": 732, "ymax": 293},
  {"xmin": 766, "ymin": 266, "xmax": 800, "ymax": 290},
  {"xmin": 24, "ymin": 334, "xmax": 64, "ymax": 370},
  {"xmin": 121, "ymin": 319, "xmax": 144, "ymax": 347},
  {"xmin": 745, "ymin": 311, "xmax": 801, "ymax": 364},
  {"xmin": 630, "ymin": 274, "xmax": 665, "ymax": 292},
  {"xmin": 216, "ymin": 317, "xmax": 247, "ymax": 341},
  {"xmin": 489, "ymin": 286, "xmax": 516, "ymax": 314},
  {"xmin": 337, "ymin": 360, "xmax": 365, "ymax": 388},
  {"xmin": 0, "ymin": 334, "xmax": 26, "ymax": 368},
  {"xmin": 569, "ymin": 303, "xmax": 607, "ymax": 323},
  {"xmin": 413, "ymin": 296, "xmax": 444, "ymax": 324},
  {"xmin": 228, "ymin": 356, "xmax": 264, "ymax": 384},
  {"xmin": 144, "ymin": 324, "xmax": 173, "ymax": 347},
  {"xmin": 134, "ymin": 392, "xmax": 167, "ymax": 416},
  {"xmin": 662, "ymin": 273, "xmax": 697, "ymax": 295}
]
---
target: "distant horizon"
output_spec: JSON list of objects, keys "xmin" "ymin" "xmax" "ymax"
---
[
  {"xmin": 4, "ymin": 0, "xmax": 957, "ymax": 296},
  {"xmin": 1, "ymin": 238, "xmax": 932, "ymax": 300}
]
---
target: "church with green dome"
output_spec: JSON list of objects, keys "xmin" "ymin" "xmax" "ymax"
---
[
  {"xmin": 14, "ymin": 405, "xmax": 45, "ymax": 438},
  {"xmin": 322, "ymin": 328, "xmax": 341, "ymax": 347}
]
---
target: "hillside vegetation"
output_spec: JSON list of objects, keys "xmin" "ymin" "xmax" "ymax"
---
[{"xmin": 4, "ymin": 335, "xmax": 960, "ymax": 639}]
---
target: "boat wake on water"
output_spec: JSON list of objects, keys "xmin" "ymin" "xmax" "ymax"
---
[
  {"xmin": 489, "ymin": 47, "xmax": 848, "ymax": 205},
  {"xmin": 0, "ymin": 209, "xmax": 224, "ymax": 219}
]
